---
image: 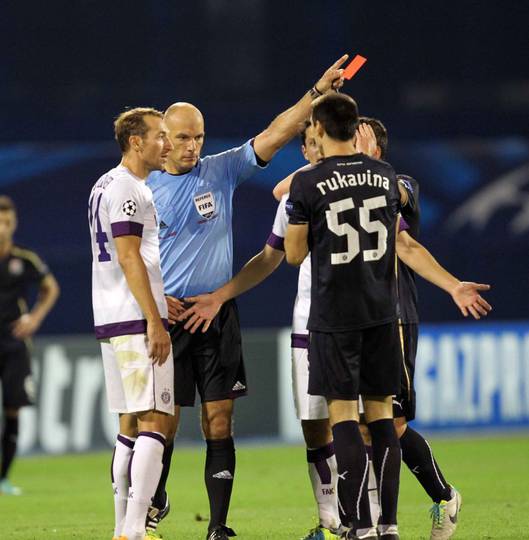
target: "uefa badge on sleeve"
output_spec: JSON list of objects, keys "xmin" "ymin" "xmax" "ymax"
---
[{"xmin": 122, "ymin": 200, "xmax": 137, "ymax": 216}]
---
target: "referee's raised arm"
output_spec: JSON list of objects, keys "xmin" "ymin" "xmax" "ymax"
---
[{"xmin": 252, "ymin": 54, "xmax": 348, "ymax": 162}]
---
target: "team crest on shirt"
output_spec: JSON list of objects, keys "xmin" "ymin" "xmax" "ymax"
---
[
  {"xmin": 193, "ymin": 191, "xmax": 216, "ymax": 220},
  {"xmin": 8, "ymin": 258, "xmax": 23, "ymax": 276},
  {"xmin": 122, "ymin": 200, "xmax": 137, "ymax": 216}
]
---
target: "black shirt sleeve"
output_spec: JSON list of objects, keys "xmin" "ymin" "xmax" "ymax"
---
[{"xmin": 287, "ymin": 172, "xmax": 309, "ymax": 224}]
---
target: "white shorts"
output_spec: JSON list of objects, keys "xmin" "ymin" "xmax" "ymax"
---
[
  {"xmin": 101, "ymin": 333, "xmax": 174, "ymax": 415},
  {"xmin": 292, "ymin": 347, "xmax": 328, "ymax": 420}
]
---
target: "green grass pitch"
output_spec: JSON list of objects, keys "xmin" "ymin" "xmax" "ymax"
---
[{"xmin": 3, "ymin": 435, "xmax": 528, "ymax": 539}]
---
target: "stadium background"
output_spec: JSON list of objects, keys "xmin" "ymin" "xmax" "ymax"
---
[{"xmin": 2, "ymin": 1, "xmax": 529, "ymax": 452}]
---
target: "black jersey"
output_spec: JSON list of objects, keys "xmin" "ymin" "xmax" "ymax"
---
[
  {"xmin": 397, "ymin": 175, "xmax": 420, "ymax": 324},
  {"xmin": 0, "ymin": 245, "xmax": 49, "ymax": 337},
  {"xmin": 288, "ymin": 154, "xmax": 401, "ymax": 332}
]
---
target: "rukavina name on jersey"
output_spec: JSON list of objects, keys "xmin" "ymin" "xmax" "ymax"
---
[
  {"xmin": 316, "ymin": 168, "xmax": 391, "ymax": 195},
  {"xmin": 287, "ymin": 154, "xmax": 401, "ymax": 332}
]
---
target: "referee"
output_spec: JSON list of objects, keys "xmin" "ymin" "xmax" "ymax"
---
[
  {"xmin": 146, "ymin": 56, "xmax": 348, "ymax": 540},
  {"xmin": 0, "ymin": 196, "xmax": 59, "ymax": 495}
]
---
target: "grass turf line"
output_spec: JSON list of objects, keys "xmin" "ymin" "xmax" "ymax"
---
[{"xmin": 3, "ymin": 435, "xmax": 528, "ymax": 539}]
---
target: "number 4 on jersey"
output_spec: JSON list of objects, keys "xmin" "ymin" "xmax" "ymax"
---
[
  {"xmin": 89, "ymin": 193, "xmax": 111, "ymax": 262},
  {"xmin": 326, "ymin": 195, "xmax": 388, "ymax": 265}
]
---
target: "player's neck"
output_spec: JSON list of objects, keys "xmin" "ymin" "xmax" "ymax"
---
[
  {"xmin": 0, "ymin": 239, "xmax": 13, "ymax": 258},
  {"xmin": 164, "ymin": 158, "xmax": 193, "ymax": 176},
  {"xmin": 321, "ymin": 138, "xmax": 356, "ymax": 159},
  {"xmin": 120, "ymin": 156, "xmax": 148, "ymax": 180}
]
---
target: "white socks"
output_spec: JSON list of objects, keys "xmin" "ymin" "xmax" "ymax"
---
[
  {"xmin": 122, "ymin": 432, "xmax": 165, "ymax": 540},
  {"xmin": 307, "ymin": 443, "xmax": 340, "ymax": 531},
  {"xmin": 111, "ymin": 434, "xmax": 135, "ymax": 537}
]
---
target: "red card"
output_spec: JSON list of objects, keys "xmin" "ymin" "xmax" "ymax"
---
[{"xmin": 343, "ymin": 54, "xmax": 367, "ymax": 80}]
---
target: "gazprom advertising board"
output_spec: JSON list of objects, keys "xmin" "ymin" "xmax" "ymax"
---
[{"xmin": 413, "ymin": 322, "xmax": 529, "ymax": 431}]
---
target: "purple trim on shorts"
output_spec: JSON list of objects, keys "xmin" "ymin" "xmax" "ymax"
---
[
  {"xmin": 110, "ymin": 446, "xmax": 116, "ymax": 483},
  {"xmin": 306, "ymin": 441, "xmax": 335, "ymax": 463},
  {"xmin": 266, "ymin": 232, "xmax": 285, "ymax": 251},
  {"xmin": 399, "ymin": 217, "xmax": 409, "ymax": 233},
  {"xmin": 117, "ymin": 434, "xmax": 135, "ymax": 449},
  {"xmin": 95, "ymin": 318, "xmax": 169, "ymax": 339},
  {"xmin": 111, "ymin": 221, "xmax": 144, "ymax": 238},
  {"xmin": 127, "ymin": 450, "xmax": 134, "ymax": 487},
  {"xmin": 291, "ymin": 333, "xmax": 309, "ymax": 349},
  {"xmin": 138, "ymin": 431, "xmax": 166, "ymax": 447}
]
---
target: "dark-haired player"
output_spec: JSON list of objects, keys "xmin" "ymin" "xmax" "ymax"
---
[
  {"xmin": 0, "ymin": 195, "xmax": 60, "ymax": 495},
  {"xmin": 285, "ymin": 93, "xmax": 490, "ymax": 539}
]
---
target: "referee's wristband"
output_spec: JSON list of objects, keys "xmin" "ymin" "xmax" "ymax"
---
[{"xmin": 309, "ymin": 85, "xmax": 323, "ymax": 100}]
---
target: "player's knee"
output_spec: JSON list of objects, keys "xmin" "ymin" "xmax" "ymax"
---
[
  {"xmin": 202, "ymin": 406, "xmax": 233, "ymax": 439},
  {"xmin": 301, "ymin": 419, "xmax": 331, "ymax": 448}
]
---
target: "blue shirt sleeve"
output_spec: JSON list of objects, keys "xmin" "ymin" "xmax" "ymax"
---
[{"xmin": 203, "ymin": 139, "xmax": 267, "ymax": 189}]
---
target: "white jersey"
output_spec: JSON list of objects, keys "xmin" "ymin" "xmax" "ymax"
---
[
  {"xmin": 89, "ymin": 165, "xmax": 168, "ymax": 339},
  {"xmin": 266, "ymin": 194, "xmax": 311, "ymax": 341}
]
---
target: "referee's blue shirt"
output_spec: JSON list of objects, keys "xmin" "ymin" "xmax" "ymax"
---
[{"xmin": 148, "ymin": 139, "xmax": 266, "ymax": 298}]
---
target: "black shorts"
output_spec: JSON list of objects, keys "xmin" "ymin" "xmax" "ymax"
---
[
  {"xmin": 308, "ymin": 321, "xmax": 402, "ymax": 400},
  {"xmin": 393, "ymin": 322, "xmax": 418, "ymax": 421},
  {"xmin": 0, "ymin": 337, "xmax": 35, "ymax": 408},
  {"xmin": 170, "ymin": 299, "xmax": 247, "ymax": 407}
]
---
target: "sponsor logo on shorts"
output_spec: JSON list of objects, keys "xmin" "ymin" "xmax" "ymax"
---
[
  {"xmin": 212, "ymin": 469, "xmax": 233, "ymax": 480},
  {"xmin": 232, "ymin": 381, "xmax": 246, "ymax": 392},
  {"xmin": 161, "ymin": 389, "xmax": 172, "ymax": 404}
]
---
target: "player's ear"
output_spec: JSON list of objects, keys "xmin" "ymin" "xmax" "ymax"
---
[
  {"xmin": 375, "ymin": 146, "xmax": 382, "ymax": 159},
  {"xmin": 314, "ymin": 120, "xmax": 325, "ymax": 139},
  {"xmin": 129, "ymin": 134, "xmax": 142, "ymax": 153}
]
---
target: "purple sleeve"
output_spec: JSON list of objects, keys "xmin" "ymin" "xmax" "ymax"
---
[
  {"xmin": 266, "ymin": 232, "xmax": 285, "ymax": 251},
  {"xmin": 398, "ymin": 216, "xmax": 410, "ymax": 233},
  {"xmin": 111, "ymin": 221, "xmax": 144, "ymax": 238}
]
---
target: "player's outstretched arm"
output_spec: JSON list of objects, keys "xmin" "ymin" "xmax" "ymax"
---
[
  {"xmin": 11, "ymin": 274, "xmax": 60, "ymax": 339},
  {"xmin": 115, "ymin": 235, "xmax": 170, "ymax": 364},
  {"xmin": 253, "ymin": 55, "xmax": 348, "ymax": 163},
  {"xmin": 178, "ymin": 244, "xmax": 285, "ymax": 334},
  {"xmin": 285, "ymin": 223, "xmax": 309, "ymax": 266},
  {"xmin": 396, "ymin": 230, "xmax": 492, "ymax": 319}
]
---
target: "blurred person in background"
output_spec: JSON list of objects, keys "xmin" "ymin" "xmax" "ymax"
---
[{"xmin": 0, "ymin": 195, "xmax": 59, "ymax": 495}]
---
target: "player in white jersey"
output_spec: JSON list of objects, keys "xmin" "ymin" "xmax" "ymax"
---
[
  {"xmin": 178, "ymin": 118, "xmax": 490, "ymax": 539},
  {"xmin": 88, "ymin": 107, "xmax": 174, "ymax": 540}
]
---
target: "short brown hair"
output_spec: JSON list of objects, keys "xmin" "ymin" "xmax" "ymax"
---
[
  {"xmin": 114, "ymin": 107, "xmax": 164, "ymax": 153},
  {"xmin": 312, "ymin": 93, "xmax": 359, "ymax": 142},
  {"xmin": 0, "ymin": 195, "xmax": 16, "ymax": 213}
]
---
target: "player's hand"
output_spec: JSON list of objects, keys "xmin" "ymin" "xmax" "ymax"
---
[
  {"xmin": 166, "ymin": 295, "xmax": 185, "ymax": 325},
  {"xmin": 314, "ymin": 54, "xmax": 348, "ymax": 94},
  {"xmin": 177, "ymin": 293, "xmax": 223, "ymax": 334},
  {"xmin": 11, "ymin": 313, "xmax": 41, "ymax": 339},
  {"xmin": 450, "ymin": 282, "xmax": 492, "ymax": 319},
  {"xmin": 355, "ymin": 122, "xmax": 378, "ymax": 157},
  {"xmin": 147, "ymin": 320, "xmax": 171, "ymax": 365}
]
